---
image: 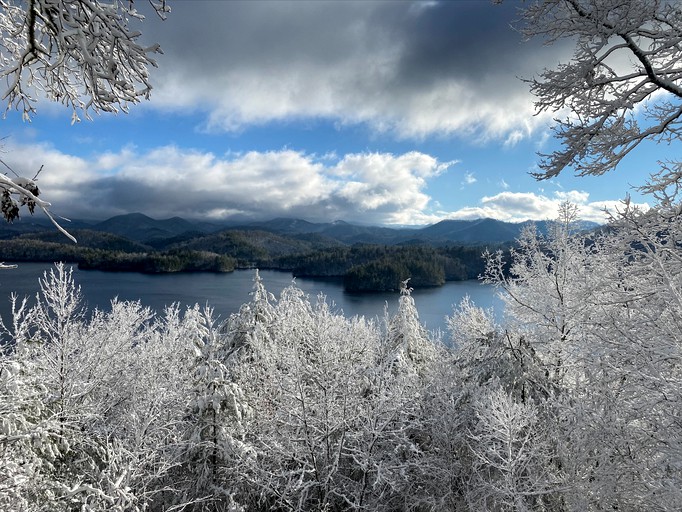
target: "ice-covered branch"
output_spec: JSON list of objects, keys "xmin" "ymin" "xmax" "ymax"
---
[
  {"xmin": 0, "ymin": 172, "xmax": 76, "ymax": 242},
  {"xmin": 521, "ymin": 0, "xmax": 682, "ymax": 189},
  {"xmin": 0, "ymin": 0, "xmax": 167, "ymax": 119}
]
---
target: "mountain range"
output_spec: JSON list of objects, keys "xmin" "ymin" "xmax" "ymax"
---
[{"xmin": 0, "ymin": 212, "xmax": 599, "ymax": 247}]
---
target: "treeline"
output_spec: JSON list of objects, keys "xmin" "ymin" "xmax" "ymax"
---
[
  {"xmin": 167, "ymin": 229, "xmax": 342, "ymax": 265},
  {"xmin": 0, "ymin": 239, "xmax": 235, "ymax": 273},
  {"xmin": 344, "ymin": 256, "xmax": 445, "ymax": 291},
  {"xmin": 78, "ymin": 249, "xmax": 236, "ymax": 273}
]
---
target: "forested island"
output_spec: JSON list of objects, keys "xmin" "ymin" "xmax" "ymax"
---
[{"xmin": 281, "ymin": 245, "xmax": 490, "ymax": 291}]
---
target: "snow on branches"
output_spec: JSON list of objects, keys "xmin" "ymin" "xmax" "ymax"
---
[
  {"xmin": 0, "ymin": 166, "xmax": 76, "ymax": 242},
  {"xmin": 0, "ymin": 0, "xmax": 168, "ymax": 120},
  {"xmin": 521, "ymin": 0, "xmax": 682, "ymax": 190}
]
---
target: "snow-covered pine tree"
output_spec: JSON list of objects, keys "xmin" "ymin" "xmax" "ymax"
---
[{"xmin": 175, "ymin": 305, "xmax": 250, "ymax": 511}]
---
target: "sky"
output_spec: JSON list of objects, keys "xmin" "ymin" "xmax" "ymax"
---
[{"xmin": 0, "ymin": 0, "xmax": 662, "ymax": 226}]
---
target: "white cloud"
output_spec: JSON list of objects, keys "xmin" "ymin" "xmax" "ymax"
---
[
  {"xmin": 1, "ymin": 141, "xmax": 642, "ymax": 227},
  {"xmin": 554, "ymin": 190, "xmax": 590, "ymax": 204},
  {"xmin": 0, "ymin": 142, "xmax": 93, "ymax": 209},
  {"xmin": 462, "ymin": 172, "xmax": 477, "ymax": 185},
  {"xmin": 445, "ymin": 191, "xmax": 649, "ymax": 224},
  {"xmin": 2, "ymin": 142, "xmax": 454, "ymax": 225},
  {"xmin": 504, "ymin": 129, "xmax": 526, "ymax": 148},
  {"xmin": 331, "ymin": 152, "xmax": 454, "ymax": 224}
]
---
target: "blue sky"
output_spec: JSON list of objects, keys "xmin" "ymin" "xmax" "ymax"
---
[{"xmin": 1, "ymin": 0, "xmax": 659, "ymax": 225}]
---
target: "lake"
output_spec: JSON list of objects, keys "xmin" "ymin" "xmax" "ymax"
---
[{"xmin": 0, "ymin": 263, "xmax": 504, "ymax": 334}]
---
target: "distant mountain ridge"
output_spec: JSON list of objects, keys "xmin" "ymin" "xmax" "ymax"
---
[
  {"xmin": 240, "ymin": 217, "xmax": 599, "ymax": 245},
  {"xmin": 0, "ymin": 212, "xmax": 600, "ymax": 247},
  {"xmin": 92, "ymin": 213, "xmax": 204, "ymax": 242}
]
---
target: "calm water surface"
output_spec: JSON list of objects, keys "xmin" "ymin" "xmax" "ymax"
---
[{"xmin": 0, "ymin": 263, "xmax": 503, "ymax": 334}]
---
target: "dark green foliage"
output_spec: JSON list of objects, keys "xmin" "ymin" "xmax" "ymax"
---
[
  {"xmin": 167, "ymin": 229, "xmax": 343, "ymax": 266},
  {"xmin": 344, "ymin": 257, "xmax": 445, "ymax": 292},
  {"xmin": 343, "ymin": 248, "xmax": 446, "ymax": 291},
  {"xmin": 441, "ymin": 245, "xmax": 499, "ymax": 280},
  {"xmin": 0, "ymin": 239, "xmax": 235, "ymax": 273},
  {"xmin": 0, "ymin": 239, "xmax": 83, "ymax": 262},
  {"xmin": 284, "ymin": 244, "xmax": 500, "ymax": 291},
  {"xmin": 78, "ymin": 250, "xmax": 236, "ymax": 273}
]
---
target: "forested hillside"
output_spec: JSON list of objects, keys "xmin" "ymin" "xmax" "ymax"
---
[{"xmin": 0, "ymin": 236, "xmax": 236, "ymax": 273}]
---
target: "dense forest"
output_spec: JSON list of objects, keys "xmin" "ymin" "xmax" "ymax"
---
[
  {"xmin": 0, "ymin": 237, "xmax": 236, "ymax": 273},
  {"xmin": 277, "ymin": 244, "xmax": 492, "ymax": 291}
]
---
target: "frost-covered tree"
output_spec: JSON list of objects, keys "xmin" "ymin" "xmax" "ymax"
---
[
  {"xmin": 0, "ymin": 264, "xmax": 145, "ymax": 510},
  {"xmin": 176, "ymin": 305, "xmax": 251, "ymax": 512},
  {"xmin": 209, "ymin": 276, "xmax": 447, "ymax": 511},
  {"xmin": 225, "ymin": 269, "xmax": 276, "ymax": 360},
  {"xmin": 465, "ymin": 387, "xmax": 560, "ymax": 511},
  {"xmin": 84, "ymin": 300, "xmax": 197, "ymax": 510},
  {"xmin": 506, "ymin": 1, "xmax": 682, "ymax": 507},
  {"xmin": 382, "ymin": 280, "xmax": 437, "ymax": 375},
  {"xmin": 0, "ymin": 264, "xmax": 212, "ymax": 510},
  {"xmin": 564, "ymin": 201, "xmax": 682, "ymax": 510},
  {"xmin": 483, "ymin": 202, "xmax": 597, "ymax": 397},
  {"xmin": 235, "ymin": 285, "xmax": 379, "ymax": 510},
  {"xmin": 521, "ymin": 0, "xmax": 682, "ymax": 190},
  {"xmin": 439, "ymin": 297, "xmax": 567, "ymax": 510},
  {"xmin": 474, "ymin": 198, "xmax": 682, "ymax": 509}
]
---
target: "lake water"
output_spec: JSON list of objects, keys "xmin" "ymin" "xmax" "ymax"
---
[{"xmin": 0, "ymin": 263, "xmax": 503, "ymax": 334}]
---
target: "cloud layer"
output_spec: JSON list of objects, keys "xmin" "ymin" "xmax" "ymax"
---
[
  {"xmin": 4, "ymin": 1, "xmax": 641, "ymax": 228},
  {"xmin": 4, "ymin": 142, "xmax": 452, "ymax": 224},
  {"xmin": 2, "ymin": 142, "xmax": 640, "ymax": 226},
  {"xmin": 138, "ymin": 0, "xmax": 563, "ymax": 141}
]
